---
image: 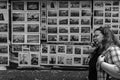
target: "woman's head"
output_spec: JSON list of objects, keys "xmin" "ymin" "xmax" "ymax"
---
[{"xmin": 93, "ymin": 26, "xmax": 120, "ymax": 49}]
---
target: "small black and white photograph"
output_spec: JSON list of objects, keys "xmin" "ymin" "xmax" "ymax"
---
[
  {"xmin": 59, "ymin": 18, "xmax": 68, "ymax": 25},
  {"xmin": 27, "ymin": 13, "xmax": 39, "ymax": 21},
  {"xmin": 112, "ymin": 25, "xmax": 118, "ymax": 28},
  {"xmin": 59, "ymin": 27, "xmax": 68, "ymax": 33},
  {"xmin": 94, "ymin": 18, "xmax": 103, "ymax": 25},
  {"xmin": 27, "ymin": 24, "xmax": 39, "ymax": 32},
  {"xmin": 41, "ymin": 33, "xmax": 47, "ymax": 40},
  {"xmin": 47, "ymin": 1, "xmax": 57, "ymax": 9},
  {"xmin": 57, "ymin": 45, "xmax": 65, "ymax": 53},
  {"xmin": 41, "ymin": 18, "xmax": 47, "ymax": 24},
  {"xmin": 81, "ymin": 27, "xmax": 90, "ymax": 34},
  {"xmin": 112, "ymin": 7, "xmax": 119, "ymax": 11},
  {"xmin": 73, "ymin": 57, "xmax": 81, "ymax": 64},
  {"xmin": 105, "ymin": 7, "xmax": 111, "ymax": 11},
  {"xmin": 27, "ymin": 35, "xmax": 39, "ymax": 43},
  {"xmin": 12, "ymin": 2, "xmax": 24, "ymax": 10},
  {"xmin": 49, "ymin": 55, "xmax": 56, "ymax": 64},
  {"xmin": 0, "ymin": 56, "xmax": 8, "ymax": 65},
  {"xmin": 66, "ymin": 57, "xmax": 72, "ymax": 65},
  {"xmin": 30, "ymin": 53, "xmax": 39, "ymax": 66},
  {"xmin": 81, "ymin": 19, "xmax": 90, "ymax": 25},
  {"xmin": 82, "ymin": 57, "xmax": 88, "ymax": 65},
  {"xmin": 112, "ymin": 18, "xmax": 119, "ymax": 23},
  {"xmin": 41, "ymin": 55, "xmax": 48, "ymax": 64},
  {"xmin": 13, "ymin": 24, "xmax": 25, "ymax": 32},
  {"xmin": 41, "ymin": 10, "xmax": 46, "ymax": 17},
  {"xmin": 81, "ymin": 1, "xmax": 91, "ymax": 8},
  {"xmin": 59, "ymin": 35, "xmax": 68, "ymax": 41},
  {"xmin": 66, "ymin": 45, "xmax": 73, "ymax": 54},
  {"xmin": 82, "ymin": 10, "xmax": 91, "ymax": 16},
  {"xmin": 12, "ymin": 34, "xmax": 24, "ymax": 43},
  {"xmin": 112, "ymin": 29, "xmax": 118, "ymax": 34},
  {"xmin": 48, "ymin": 27, "xmax": 57, "ymax": 34},
  {"xmin": 70, "ymin": 18, "xmax": 79, "ymax": 25},
  {"xmin": 59, "ymin": 10, "xmax": 68, "ymax": 17},
  {"xmin": 48, "ymin": 35, "xmax": 57, "ymax": 41},
  {"xmin": 0, "ymin": 13, "xmax": 5, "ymax": 21},
  {"xmin": 70, "ymin": 35, "xmax": 79, "ymax": 41},
  {"xmin": 81, "ymin": 35, "xmax": 91, "ymax": 42},
  {"xmin": 0, "ymin": 1, "xmax": 7, "ymax": 9},
  {"xmin": 70, "ymin": 10, "xmax": 79, "ymax": 17},
  {"xmin": 0, "ymin": 34, "xmax": 7, "ymax": 43},
  {"xmin": 48, "ymin": 10, "xmax": 57, "ymax": 17},
  {"xmin": 48, "ymin": 18, "xmax": 57, "ymax": 25},
  {"xmin": 94, "ymin": 1, "xmax": 103, "ymax": 8},
  {"xmin": 94, "ymin": 10, "xmax": 103, "ymax": 17},
  {"xmin": 0, "ymin": 23, "xmax": 8, "ymax": 32},
  {"xmin": 41, "ymin": 44, "xmax": 48, "ymax": 53},
  {"xmin": 57, "ymin": 56, "xmax": 65, "ymax": 64},
  {"xmin": 27, "ymin": 2, "xmax": 39, "ymax": 10},
  {"xmin": 113, "ymin": 1, "xmax": 119, "ymax": 6},
  {"xmin": 49, "ymin": 45, "xmax": 56, "ymax": 54},
  {"xmin": 41, "ymin": 1, "xmax": 46, "ymax": 8},
  {"xmin": 0, "ymin": 45, "xmax": 8, "ymax": 54},
  {"xmin": 70, "ymin": 1, "xmax": 79, "ymax": 8},
  {"xmin": 112, "ymin": 13, "xmax": 119, "ymax": 17},
  {"xmin": 12, "ymin": 13, "xmax": 25, "ymax": 21},
  {"xmin": 105, "ymin": 18, "xmax": 111, "ymax": 23},
  {"xmin": 30, "ymin": 45, "xmax": 40, "ymax": 52},
  {"xmin": 105, "ymin": 1, "xmax": 111, "ymax": 6},
  {"xmin": 70, "ymin": 27, "xmax": 79, "ymax": 33},
  {"xmin": 12, "ymin": 45, "xmax": 22, "ymax": 52},
  {"xmin": 105, "ymin": 12, "xmax": 111, "ymax": 17},
  {"xmin": 19, "ymin": 53, "xmax": 29, "ymax": 66},
  {"xmin": 59, "ymin": 1, "xmax": 68, "ymax": 8},
  {"xmin": 74, "ymin": 46, "xmax": 81, "ymax": 54}
]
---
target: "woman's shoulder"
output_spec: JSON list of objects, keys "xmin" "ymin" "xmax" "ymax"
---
[{"xmin": 107, "ymin": 45, "xmax": 120, "ymax": 51}]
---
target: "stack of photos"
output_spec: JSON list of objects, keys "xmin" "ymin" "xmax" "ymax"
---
[
  {"xmin": 0, "ymin": 0, "xmax": 9, "ymax": 66},
  {"xmin": 41, "ymin": 44, "xmax": 89, "ymax": 66}
]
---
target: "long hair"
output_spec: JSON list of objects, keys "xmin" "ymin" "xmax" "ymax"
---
[{"xmin": 94, "ymin": 26, "xmax": 120, "ymax": 50}]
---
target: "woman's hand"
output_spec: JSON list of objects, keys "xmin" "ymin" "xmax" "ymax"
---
[{"xmin": 98, "ymin": 55, "xmax": 105, "ymax": 66}]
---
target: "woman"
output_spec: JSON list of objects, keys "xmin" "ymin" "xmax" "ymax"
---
[{"xmin": 90, "ymin": 26, "xmax": 120, "ymax": 80}]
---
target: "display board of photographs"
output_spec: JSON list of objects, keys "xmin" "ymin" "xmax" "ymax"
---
[
  {"xmin": 0, "ymin": 0, "xmax": 9, "ymax": 66},
  {"xmin": 41, "ymin": 44, "xmax": 89, "ymax": 66},
  {"xmin": 46, "ymin": 1, "xmax": 92, "ymax": 44},
  {"xmin": 93, "ymin": 1, "xmax": 120, "ymax": 40}
]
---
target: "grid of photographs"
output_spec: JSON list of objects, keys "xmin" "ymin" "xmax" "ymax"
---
[{"xmin": 0, "ymin": 0, "xmax": 9, "ymax": 66}]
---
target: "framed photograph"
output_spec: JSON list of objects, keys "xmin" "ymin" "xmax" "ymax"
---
[
  {"xmin": 0, "ymin": 45, "xmax": 8, "ymax": 54},
  {"xmin": 70, "ymin": 35, "xmax": 79, "ymax": 42},
  {"xmin": 49, "ymin": 55, "xmax": 56, "ymax": 64},
  {"xmin": 48, "ymin": 27, "xmax": 57, "ymax": 34},
  {"xmin": 41, "ymin": 10, "xmax": 46, "ymax": 17},
  {"xmin": 65, "ymin": 56, "xmax": 72, "ymax": 65},
  {"xmin": 49, "ymin": 45, "xmax": 56, "ymax": 54},
  {"xmin": 48, "ymin": 35, "xmax": 57, "ymax": 41},
  {"xmin": 94, "ymin": 10, "xmax": 103, "ymax": 17},
  {"xmin": 59, "ymin": 35, "xmax": 68, "ymax": 42},
  {"xmin": 12, "ymin": 2, "xmax": 24, "ymax": 10},
  {"xmin": 59, "ymin": 1, "xmax": 68, "ymax": 8},
  {"xmin": 57, "ymin": 45, "xmax": 65, "ymax": 53},
  {"xmin": 59, "ymin": 10, "xmax": 68, "ymax": 17},
  {"xmin": 48, "ymin": 18, "xmax": 57, "ymax": 25},
  {"xmin": 41, "ymin": 18, "xmax": 46, "ymax": 24},
  {"xmin": 81, "ymin": 10, "xmax": 91, "ymax": 16},
  {"xmin": 70, "ymin": 18, "xmax": 79, "ymax": 25},
  {"xmin": 47, "ymin": 1, "xmax": 57, "ymax": 9},
  {"xmin": 27, "ymin": 2, "xmax": 39, "ymax": 10},
  {"xmin": 27, "ymin": 35, "xmax": 39, "ymax": 43},
  {"xmin": 27, "ymin": 24, "xmax": 39, "ymax": 32},
  {"xmin": 41, "ymin": 44, "xmax": 48, "ymax": 54},
  {"xmin": 105, "ymin": 1, "xmax": 111, "ymax": 6},
  {"xmin": 59, "ymin": 18, "xmax": 68, "ymax": 25},
  {"xmin": 27, "ymin": 13, "xmax": 39, "ymax": 21},
  {"xmin": 112, "ymin": 18, "xmax": 119, "ymax": 23},
  {"xmin": 30, "ymin": 53, "xmax": 39, "ymax": 66},
  {"xmin": 70, "ymin": 27, "xmax": 79, "ymax": 33},
  {"xmin": 0, "ymin": 1, "xmax": 7, "ymax": 9},
  {"xmin": 112, "ymin": 25, "xmax": 118, "ymax": 28},
  {"xmin": 105, "ymin": 18, "xmax": 111, "ymax": 23},
  {"xmin": 0, "ymin": 34, "xmax": 8, "ymax": 43},
  {"xmin": 94, "ymin": 1, "xmax": 103, "ymax": 8},
  {"xmin": 74, "ymin": 46, "xmax": 81, "ymax": 55},
  {"xmin": 70, "ymin": 1, "xmax": 79, "ymax": 8},
  {"xmin": 12, "ymin": 13, "xmax": 25, "ymax": 22},
  {"xmin": 41, "ymin": 55, "xmax": 48, "ymax": 64},
  {"xmin": 12, "ymin": 34, "xmax": 25, "ymax": 43},
  {"xmin": 30, "ymin": 45, "xmax": 40, "ymax": 52},
  {"xmin": 41, "ymin": 33, "xmax": 47, "ymax": 40},
  {"xmin": 12, "ymin": 45, "xmax": 22, "ymax": 52},
  {"xmin": 112, "ymin": 29, "xmax": 118, "ymax": 34},
  {"xmin": 105, "ymin": 7, "xmax": 111, "ymax": 11},
  {"xmin": 19, "ymin": 53, "xmax": 29, "ymax": 66},
  {"xmin": 82, "ymin": 57, "xmax": 89, "ymax": 65},
  {"xmin": 48, "ymin": 10, "xmax": 57, "ymax": 17},
  {"xmin": 0, "ymin": 23, "xmax": 8, "ymax": 32},
  {"xmin": 94, "ymin": 18, "xmax": 103, "ymax": 25},
  {"xmin": 113, "ymin": 1, "xmax": 119, "ymax": 6},
  {"xmin": 0, "ymin": 12, "xmax": 8, "ymax": 22},
  {"xmin": 73, "ymin": 57, "xmax": 81, "ymax": 65},
  {"xmin": 66, "ymin": 45, "xmax": 73, "ymax": 54},
  {"xmin": 70, "ymin": 10, "xmax": 79, "ymax": 17},
  {"xmin": 81, "ymin": 1, "xmax": 91, "ymax": 8},
  {"xmin": 0, "ymin": 56, "xmax": 9, "ymax": 66},
  {"xmin": 112, "ymin": 13, "xmax": 119, "ymax": 17},
  {"xmin": 81, "ymin": 35, "xmax": 91, "ymax": 42},
  {"xmin": 57, "ymin": 55, "xmax": 65, "ymax": 64},
  {"xmin": 105, "ymin": 12, "xmax": 111, "ymax": 17},
  {"xmin": 112, "ymin": 7, "xmax": 119, "ymax": 11},
  {"xmin": 59, "ymin": 27, "xmax": 68, "ymax": 33},
  {"xmin": 81, "ymin": 18, "xmax": 90, "ymax": 25},
  {"xmin": 81, "ymin": 27, "xmax": 91, "ymax": 34},
  {"xmin": 41, "ymin": 1, "xmax": 46, "ymax": 8},
  {"xmin": 12, "ymin": 24, "xmax": 25, "ymax": 32}
]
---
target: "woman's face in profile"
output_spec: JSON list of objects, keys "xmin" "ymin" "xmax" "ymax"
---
[{"xmin": 93, "ymin": 30, "xmax": 104, "ymax": 45}]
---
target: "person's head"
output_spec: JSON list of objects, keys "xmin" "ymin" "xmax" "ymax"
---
[{"xmin": 93, "ymin": 26, "xmax": 120, "ymax": 49}]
